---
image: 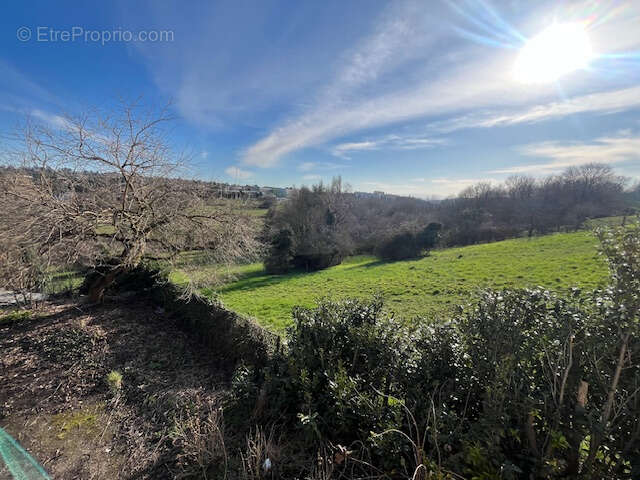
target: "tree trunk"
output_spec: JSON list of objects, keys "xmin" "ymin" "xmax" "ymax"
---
[
  {"xmin": 87, "ymin": 267, "xmax": 122, "ymax": 303},
  {"xmin": 565, "ymin": 381, "xmax": 589, "ymax": 476},
  {"xmin": 584, "ymin": 332, "xmax": 631, "ymax": 473},
  {"xmin": 525, "ymin": 411, "xmax": 539, "ymax": 457}
]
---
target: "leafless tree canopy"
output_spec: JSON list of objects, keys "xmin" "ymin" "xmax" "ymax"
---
[{"xmin": 0, "ymin": 101, "xmax": 260, "ymax": 300}]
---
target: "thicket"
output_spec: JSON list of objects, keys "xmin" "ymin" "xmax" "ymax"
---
[
  {"xmin": 376, "ymin": 222, "xmax": 442, "ymax": 261},
  {"xmin": 225, "ymin": 223, "xmax": 640, "ymax": 479},
  {"xmin": 263, "ymin": 178, "xmax": 353, "ymax": 273}
]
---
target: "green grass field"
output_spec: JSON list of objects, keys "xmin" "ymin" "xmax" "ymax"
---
[
  {"xmin": 44, "ymin": 270, "xmax": 85, "ymax": 295},
  {"xmin": 173, "ymin": 231, "xmax": 609, "ymax": 332}
]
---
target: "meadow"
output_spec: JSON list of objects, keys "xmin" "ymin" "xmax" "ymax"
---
[{"xmin": 172, "ymin": 231, "xmax": 609, "ymax": 332}]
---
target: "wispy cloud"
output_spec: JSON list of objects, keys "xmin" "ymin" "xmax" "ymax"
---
[
  {"xmin": 242, "ymin": 52, "xmax": 515, "ymax": 166},
  {"xmin": 225, "ymin": 165, "xmax": 253, "ymax": 180},
  {"xmin": 241, "ymin": 1, "xmax": 640, "ymax": 168},
  {"xmin": 130, "ymin": 1, "xmax": 427, "ymax": 132},
  {"xmin": 297, "ymin": 161, "xmax": 346, "ymax": 172},
  {"xmin": 331, "ymin": 135, "xmax": 446, "ymax": 159},
  {"xmin": 244, "ymin": 16, "xmax": 623, "ymax": 168},
  {"xmin": 302, "ymin": 174, "xmax": 322, "ymax": 181},
  {"xmin": 0, "ymin": 59, "xmax": 64, "ymax": 110},
  {"xmin": 30, "ymin": 109, "xmax": 73, "ymax": 130},
  {"xmin": 331, "ymin": 141, "xmax": 381, "ymax": 159},
  {"xmin": 128, "ymin": 3, "xmax": 337, "ymax": 129},
  {"xmin": 430, "ymin": 85, "xmax": 640, "ymax": 133},
  {"xmin": 241, "ymin": 2, "xmax": 472, "ymax": 167},
  {"xmin": 126, "ymin": 0, "xmax": 640, "ymax": 183},
  {"xmin": 492, "ymin": 131, "xmax": 640, "ymax": 174}
]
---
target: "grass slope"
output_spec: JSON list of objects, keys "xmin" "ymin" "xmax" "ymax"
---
[{"xmin": 203, "ymin": 231, "xmax": 608, "ymax": 332}]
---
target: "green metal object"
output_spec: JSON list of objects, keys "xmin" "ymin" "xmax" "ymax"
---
[{"xmin": 0, "ymin": 427, "xmax": 50, "ymax": 480}]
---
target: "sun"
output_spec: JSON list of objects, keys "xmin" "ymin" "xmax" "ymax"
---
[{"xmin": 514, "ymin": 22, "xmax": 594, "ymax": 84}]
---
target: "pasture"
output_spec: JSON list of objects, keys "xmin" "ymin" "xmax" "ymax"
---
[{"xmin": 173, "ymin": 231, "xmax": 609, "ymax": 332}]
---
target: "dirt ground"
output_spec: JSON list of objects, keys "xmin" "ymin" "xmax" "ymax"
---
[{"xmin": 0, "ymin": 298, "xmax": 227, "ymax": 479}]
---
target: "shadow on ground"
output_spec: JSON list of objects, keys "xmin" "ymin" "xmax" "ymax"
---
[{"xmin": 0, "ymin": 298, "xmax": 228, "ymax": 479}]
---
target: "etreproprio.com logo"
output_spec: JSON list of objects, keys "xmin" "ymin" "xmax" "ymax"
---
[{"xmin": 17, "ymin": 26, "xmax": 174, "ymax": 45}]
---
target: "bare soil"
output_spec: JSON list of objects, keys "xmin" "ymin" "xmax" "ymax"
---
[{"xmin": 0, "ymin": 298, "xmax": 227, "ymax": 479}]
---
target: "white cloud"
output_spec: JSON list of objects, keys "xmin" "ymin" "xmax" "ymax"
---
[
  {"xmin": 30, "ymin": 109, "xmax": 73, "ymax": 130},
  {"xmin": 241, "ymin": 3, "xmax": 473, "ymax": 167},
  {"xmin": 331, "ymin": 141, "xmax": 381, "ymax": 159},
  {"xmin": 28, "ymin": 109, "xmax": 112, "ymax": 145},
  {"xmin": 0, "ymin": 59, "xmax": 64, "ymax": 109},
  {"xmin": 357, "ymin": 181, "xmax": 431, "ymax": 197},
  {"xmin": 297, "ymin": 162, "xmax": 315, "ymax": 172},
  {"xmin": 491, "ymin": 131, "xmax": 640, "ymax": 174},
  {"xmin": 430, "ymin": 85, "xmax": 640, "ymax": 133},
  {"xmin": 224, "ymin": 166, "xmax": 253, "ymax": 179},
  {"xmin": 128, "ymin": 3, "xmax": 343, "ymax": 129},
  {"xmin": 302, "ymin": 174, "xmax": 322, "ymax": 180},
  {"xmin": 393, "ymin": 137, "xmax": 447, "ymax": 149},
  {"xmin": 125, "ymin": 0, "xmax": 640, "ymax": 171},
  {"xmin": 297, "ymin": 161, "xmax": 345, "ymax": 172},
  {"xmin": 331, "ymin": 135, "xmax": 447, "ymax": 159},
  {"xmin": 242, "ymin": 49, "xmax": 518, "ymax": 167},
  {"xmin": 241, "ymin": 1, "xmax": 640, "ymax": 168}
]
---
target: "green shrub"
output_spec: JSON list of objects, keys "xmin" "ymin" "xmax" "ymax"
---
[
  {"xmin": 264, "ymin": 298, "xmax": 407, "ymax": 443},
  {"xmin": 0, "ymin": 310, "xmax": 32, "ymax": 326},
  {"xmin": 455, "ymin": 288, "xmax": 591, "ymax": 477},
  {"xmin": 291, "ymin": 250, "xmax": 344, "ymax": 272},
  {"xmin": 376, "ymin": 222, "xmax": 442, "ymax": 261},
  {"xmin": 376, "ymin": 231, "xmax": 420, "ymax": 261},
  {"xmin": 106, "ymin": 370, "xmax": 122, "ymax": 391},
  {"xmin": 416, "ymin": 222, "xmax": 442, "ymax": 249},
  {"xmin": 264, "ymin": 228, "xmax": 295, "ymax": 274},
  {"xmin": 251, "ymin": 224, "xmax": 640, "ymax": 478}
]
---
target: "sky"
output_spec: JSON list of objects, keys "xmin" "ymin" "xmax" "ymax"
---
[{"xmin": 1, "ymin": 0, "xmax": 640, "ymax": 197}]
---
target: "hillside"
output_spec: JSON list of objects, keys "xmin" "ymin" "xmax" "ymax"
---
[
  {"xmin": 178, "ymin": 231, "xmax": 608, "ymax": 332},
  {"xmin": 0, "ymin": 299, "xmax": 228, "ymax": 479}
]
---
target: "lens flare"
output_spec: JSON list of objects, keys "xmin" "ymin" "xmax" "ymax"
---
[{"xmin": 514, "ymin": 22, "xmax": 594, "ymax": 84}]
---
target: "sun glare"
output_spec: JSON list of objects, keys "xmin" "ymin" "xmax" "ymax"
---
[{"xmin": 514, "ymin": 22, "xmax": 594, "ymax": 84}]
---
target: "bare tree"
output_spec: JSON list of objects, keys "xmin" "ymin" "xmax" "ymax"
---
[{"xmin": 0, "ymin": 101, "xmax": 260, "ymax": 301}]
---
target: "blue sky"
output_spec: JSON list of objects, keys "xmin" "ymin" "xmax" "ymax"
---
[{"xmin": 1, "ymin": 0, "xmax": 640, "ymax": 197}]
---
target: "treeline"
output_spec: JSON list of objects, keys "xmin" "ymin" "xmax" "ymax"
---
[
  {"xmin": 264, "ymin": 164, "xmax": 634, "ymax": 272},
  {"xmin": 440, "ymin": 163, "xmax": 630, "ymax": 245}
]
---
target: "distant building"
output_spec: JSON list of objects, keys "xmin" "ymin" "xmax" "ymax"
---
[
  {"xmin": 221, "ymin": 187, "xmax": 242, "ymax": 199},
  {"xmin": 216, "ymin": 183, "xmax": 293, "ymax": 200},
  {"xmin": 354, "ymin": 190, "xmax": 386, "ymax": 199},
  {"xmin": 267, "ymin": 187, "xmax": 291, "ymax": 198}
]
